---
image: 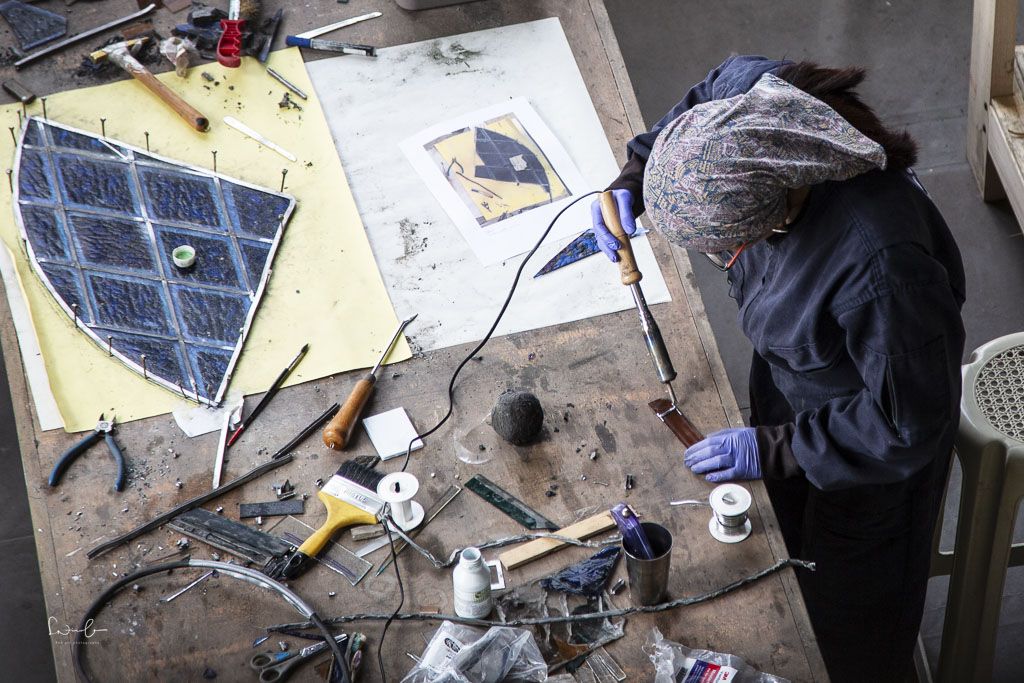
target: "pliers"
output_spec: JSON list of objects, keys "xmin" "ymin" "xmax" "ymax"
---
[{"xmin": 48, "ymin": 414, "xmax": 127, "ymax": 492}]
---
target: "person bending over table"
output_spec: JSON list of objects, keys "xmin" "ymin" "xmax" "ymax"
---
[{"xmin": 591, "ymin": 56, "xmax": 965, "ymax": 683}]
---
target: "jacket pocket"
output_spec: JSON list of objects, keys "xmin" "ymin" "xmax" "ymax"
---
[
  {"xmin": 767, "ymin": 340, "xmax": 841, "ymax": 374},
  {"xmin": 881, "ymin": 336, "xmax": 951, "ymax": 443}
]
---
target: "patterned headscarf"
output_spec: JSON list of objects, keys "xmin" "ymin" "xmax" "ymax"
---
[{"xmin": 643, "ymin": 73, "xmax": 887, "ymax": 252}]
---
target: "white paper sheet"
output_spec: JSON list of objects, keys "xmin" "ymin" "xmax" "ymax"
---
[
  {"xmin": 305, "ymin": 19, "xmax": 671, "ymax": 353},
  {"xmin": 0, "ymin": 244, "xmax": 62, "ymax": 430},
  {"xmin": 401, "ymin": 98, "xmax": 588, "ymax": 265}
]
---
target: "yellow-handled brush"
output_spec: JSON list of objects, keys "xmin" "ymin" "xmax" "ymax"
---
[{"xmin": 265, "ymin": 460, "xmax": 385, "ymax": 579}]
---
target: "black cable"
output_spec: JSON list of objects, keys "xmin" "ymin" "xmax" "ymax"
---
[
  {"xmin": 72, "ymin": 560, "xmax": 350, "ymax": 683},
  {"xmin": 398, "ymin": 190, "xmax": 600, "ymax": 473},
  {"xmin": 378, "ymin": 513, "xmax": 405, "ymax": 682}
]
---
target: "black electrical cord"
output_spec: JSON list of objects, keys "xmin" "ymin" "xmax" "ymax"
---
[
  {"xmin": 398, "ymin": 190, "xmax": 599, "ymax": 474},
  {"xmin": 371, "ymin": 191, "xmax": 599, "ymax": 679},
  {"xmin": 72, "ymin": 560, "xmax": 350, "ymax": 683},
  {"xmin": 377, "ymin": 513, "xmax": 406, "ymax": 682}
]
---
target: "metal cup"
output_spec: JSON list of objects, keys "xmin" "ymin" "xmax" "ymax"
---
[{"xmin": 623, "ymin": 522, "xmax": 672, "ymax": 605}]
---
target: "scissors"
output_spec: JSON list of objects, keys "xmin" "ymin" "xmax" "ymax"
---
[{"xmin": 250, "ymin": 634, "xmax": 347, "ymax": 682}]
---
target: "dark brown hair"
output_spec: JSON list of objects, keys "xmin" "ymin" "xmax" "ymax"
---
[{"xmin": 775, "ymin": 61, "xmax": 918, "ymax": 170}]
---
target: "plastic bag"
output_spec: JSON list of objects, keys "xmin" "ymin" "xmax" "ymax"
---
[
  {"xmin": 403, "ymin": 621, "xmax": 547, "ymax": 682},
  {"xmin": 159, "ymin": 37, "xmax": 197, "ymax": 77},
  {"xmin": 644, "ymin": 628, "xmax": 790, "ymax": 683}
]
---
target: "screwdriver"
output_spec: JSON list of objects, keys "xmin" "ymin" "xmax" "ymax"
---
[
  {"xmin": 322, "ymin": 315, "xmax": 418, "ymax": 450},
  {"xmin": 598, "ymin": 191, "xmax": 679, "ymax": 408}
]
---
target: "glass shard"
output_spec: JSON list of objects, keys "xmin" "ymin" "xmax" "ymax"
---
[{"xmin": 13, "ymin": 117, "xmax": 295, "ymax": 405}]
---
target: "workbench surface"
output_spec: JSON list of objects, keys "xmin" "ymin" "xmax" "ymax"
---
[{"xmin": 0, "ymin": 1, "xmax": 829, "ymax": 681}]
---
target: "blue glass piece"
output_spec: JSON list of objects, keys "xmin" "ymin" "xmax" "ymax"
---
[
  {"xmin": 21, "ymin": 205, "xmax": 69, "ymax": 261},
  {"xmin": 171, "ymin": 286, "xmax": 249, "ymax": 345},
  {"xmin": 68, "ymin": 213, "xmax": 156, "ymax": 273},
  {"xmin": 0, "ymin": 1, "xmax": 68, "ymax": 51},
  {"xmin": 18, "ymin": 150, "xmax": 55, "ymax": 201},
  {"xmin": 15, "ymin": 120, "xmax": 295, "ymax": 404},
  {"xmin": 23, "ymin": 122, "xmax": 44, "ymax": 147},
  {"xmin": 133, "ymin": 152, "xmax": 185, "ymax": 171},
  {"xmin": 55, "ymin": 154, "xmax": 137, "ymax": 214},
  {"xmin": 238, "ymin": 240, "xmax": 272, "ymax": 290},
  {"xmin": 39, "ymin": 264, "xmax": 90, "ymax": 323},
  {"xmin": 95, "ymin": 331, "xmax": 190, "ymax": 387},
  {"xmin": 474, "ymin": 127, "xmax": 550, "ymax": 191},
  {"xmin": 539, "ymin": 547, "xmax": 621, "ymax": 596},
  {"xmin": 86, "ymin": 273, "xmax": 173, "ymax": 335},
  {"xmin": 139, "ymin": 168, "xmax": 225, "ymax": 229},
  {"xmin": 222, "ymin": 182, "xmax": 290, "ymax": 239},
  {"xmin": 51, "ymin": 127, "xmax": 119, "ymax": 156},
  {"xmin": 535, "ymin": 229, "xmax": 641, "ymax": 278},
  {"xmin": 189, "ymin": 346, "xmax": 233, "ymax": 399},
  {"xmin": 155, "ymin": 226, "xmax": 245, "ymax": 290}
]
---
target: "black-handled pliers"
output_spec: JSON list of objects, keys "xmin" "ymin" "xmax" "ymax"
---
[{"xmin": 48, "ymin": 414, "xmax": 126, "ymax": 492}]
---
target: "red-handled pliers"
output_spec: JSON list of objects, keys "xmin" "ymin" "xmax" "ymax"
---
[{"xmin": 48, "ymin": 414, "xmax": 127, "ymax": 492}]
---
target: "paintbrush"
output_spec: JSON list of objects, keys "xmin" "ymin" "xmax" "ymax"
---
[{"xmin": 264, "ymin": 459, "xmax": 385, "ymax": 580}]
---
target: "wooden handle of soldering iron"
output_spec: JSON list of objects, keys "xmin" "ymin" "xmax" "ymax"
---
[
  {"xmin": 322, "ymin": 373, "xmax": 376, "ymax": 450},
  {"xmin": 599, "ymin": 191, "xmax": 642, "ymax": 286},
  {"xmin": 130, "ymin": 69, "xmax": 210, "ymax": 132}
]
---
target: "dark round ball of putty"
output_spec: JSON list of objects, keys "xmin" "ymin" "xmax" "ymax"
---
[{"xmin": 491, "ymin": 389, "xmax": 544, "ymax": 446}]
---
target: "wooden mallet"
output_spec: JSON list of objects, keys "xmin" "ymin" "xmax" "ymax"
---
[{"xmin": 90, "ymin": 39, "xmax": 209, "ymax": 132}]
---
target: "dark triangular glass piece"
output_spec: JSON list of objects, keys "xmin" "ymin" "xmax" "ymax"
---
[
  {"xmin": 0, "ymin": 0, "xmax": 67, "ymax": 50},
  {"xmin": 473, "ymin": 127, "xmax": 551, "ymax": 192}
]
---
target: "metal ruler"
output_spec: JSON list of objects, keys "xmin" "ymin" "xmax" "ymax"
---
[{"xmin": 464, "ymin": 475, "xmax": 560, "ymax": 531}]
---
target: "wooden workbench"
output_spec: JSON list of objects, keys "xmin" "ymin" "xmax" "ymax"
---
[{"xmin": 0, "ymin": 1, "xmax": 829, "ymax": 680}]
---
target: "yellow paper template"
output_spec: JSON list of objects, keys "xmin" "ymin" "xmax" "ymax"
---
[
  {"xmin": 0, "ymin": 49, "xmax": 408, "ymax": 432},
  {"xmin": 426, "ymin": 113, "xmax": 570, "ymax": 226}
]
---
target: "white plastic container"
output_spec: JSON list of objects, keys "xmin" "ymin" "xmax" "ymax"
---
[{"xmin": 453, "ymin": 547, "xmax": 492, "ymax": 618}]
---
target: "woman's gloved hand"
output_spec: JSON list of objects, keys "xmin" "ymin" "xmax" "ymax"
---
[
  {"xmin": 684, "ymin": 427, "xmax": 762, "ymax": 482},
  {"xmin": 589, "ymin": 189, "xmax": 636, "ymax": 262}
]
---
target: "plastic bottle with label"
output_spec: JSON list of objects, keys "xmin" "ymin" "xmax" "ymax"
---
[{"xmin": 453, "ymin": 547, "xmax": 492, "ymax": 618}]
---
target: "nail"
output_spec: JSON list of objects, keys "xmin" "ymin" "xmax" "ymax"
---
[
  {"xmin": 144, "ymin": 131, "xmax": 150, "ymax": 152},
  {"xmin": 212, "ymin": 150, "xmax": 217, "ymax": 172},
  {"xmin": 41, "ymin": 97, "xmax": 47, "ymax": 120},
  {"xmin": 20, "ymin": 102, "xmax": 26, "ymax": 120},
  {"xmin": 107, "ymin": 335, "xmax": 113, "ymax": 356},
  {"xmin": 141, "ymin": 354, "xmax": 147, "ymax": 379},
  {"xmin": 71, "ymin": 303, "xmax": 78, "ymax": 327},
  {"xmin": 9, "ymin": 127, "xmax": 16, "ymax": 144},
  {"xmin": 6, "ymin": 169, "xmax": 11, "ymax": 192},
  {"xmin": 280, "ymin": 168, "xmax": 287, "ymax": 192},
  {"xmin": 16, "ymin": 111, "xmax": 22, "ymax": 128},
  {"xmin": 100, "ymin": 118, "xmax": 106, "ymax": 138},
  {"xmin": 178, "ymin": 382, "xmax": 187, "ymax": 398}
]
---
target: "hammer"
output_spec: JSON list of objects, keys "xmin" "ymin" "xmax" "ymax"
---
[{"xmin": 90, "ymin": 39, "xmax": 209, "ymax": 132}]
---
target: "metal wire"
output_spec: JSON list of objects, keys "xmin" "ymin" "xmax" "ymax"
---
[{"xmin": 266, "ymin": 558, "xmax": 815, "ymax": 634}]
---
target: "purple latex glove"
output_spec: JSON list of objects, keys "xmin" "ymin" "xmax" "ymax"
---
[
  {"xmin": 683, "ymin": 427, "xmax": 762, "ymax": 482},
  {"xmin": 589, "ymin": 189, "xmax": 637, "ymax": 262}
]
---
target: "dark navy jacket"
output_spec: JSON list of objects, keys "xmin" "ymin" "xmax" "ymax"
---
[{"xmin": 610, "ymin": 56, "xmax": 966, "ymax": 490}]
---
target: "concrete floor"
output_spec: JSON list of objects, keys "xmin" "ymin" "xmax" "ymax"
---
[
  {"xmin": 2, "ymin": 2, "xmax": 1024, "ymax": 681},
  {"xmin": 603, "ymin": 0, "xmax": 1024, "ymax": 681}
]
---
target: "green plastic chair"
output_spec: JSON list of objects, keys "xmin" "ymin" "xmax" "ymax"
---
[{"xmin": 927, "ymin": 333, "xmax": 1024, "ymax": 682}]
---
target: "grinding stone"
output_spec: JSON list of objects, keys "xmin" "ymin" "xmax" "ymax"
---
[{"xmin": 491, "ymin": 389, "xmax": 544, "ymax": 446}]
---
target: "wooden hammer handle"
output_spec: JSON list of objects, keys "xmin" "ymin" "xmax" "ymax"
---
[
  {"xmin": 322, "ymin": 373, "xmax": 376, "ymax": 450},
  {"xmin": 129, "ymin": 68, "xmax": 210, "ymax": 132},
  {"xmin": 599, "ymin": 190, "xmax": 642, "ymax": 286}
]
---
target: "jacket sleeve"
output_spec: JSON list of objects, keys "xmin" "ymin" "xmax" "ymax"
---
[
  {"xmin": 757, "ymin": 244, "xmax": 965, "ymax": 490},
  {"xmin": 607, "ymin": 55, "xmax": 789, "ymax": 217}
]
